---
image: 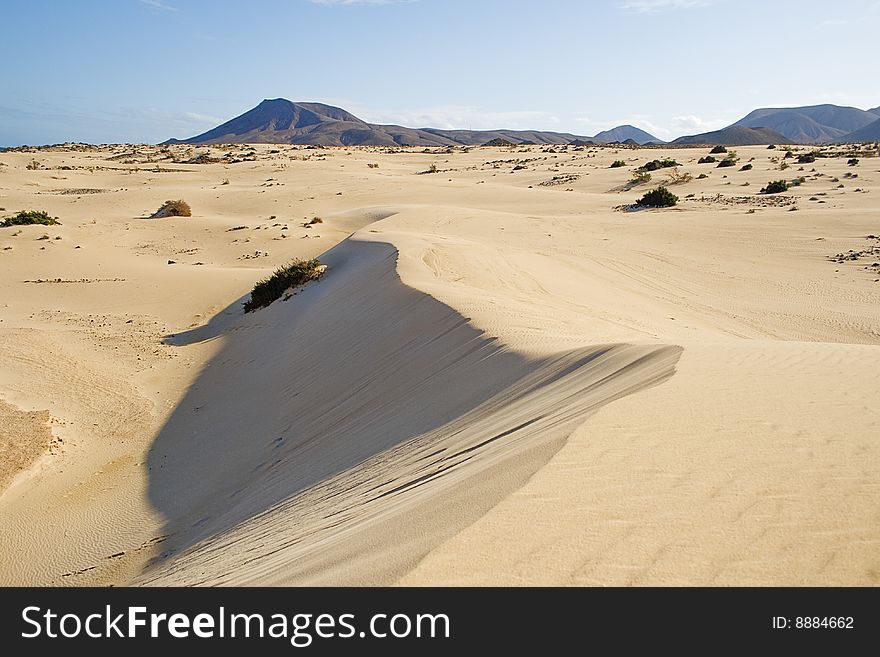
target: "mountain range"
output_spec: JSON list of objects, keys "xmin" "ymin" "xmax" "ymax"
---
[
  {"xmin": 165, "ymin": 99, "xmax": 880, "ymax": 147},
  {"xmin": 164, "ymin": 99, "xmax": 661, "ymax": 147}
]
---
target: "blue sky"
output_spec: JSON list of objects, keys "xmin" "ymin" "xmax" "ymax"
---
[{"xmin": 2, "ymin": 0, "xmax": 878, "ymax": 145}]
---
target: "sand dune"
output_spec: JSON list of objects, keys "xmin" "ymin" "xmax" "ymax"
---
[{"xmin": 1, "ymin": 142, "xmax": 878, "ymax": 585}]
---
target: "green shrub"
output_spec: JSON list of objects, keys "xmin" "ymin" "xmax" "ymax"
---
[
  {"xmin": 710, "ymin": 145, "xmax": 728, "ymax": 154},
  {"xmin": 698, "ymin": 155, "xmax": 716, "ymax": 164},
  {"xmin": 243, "ymin": 258, "xmax": 325, "ymax": 313},
  {"xmin": 151, "ymin": 199, "xmax": 191, "ymax": 218},
  {"xmin": 739, "ymin": 163, "xmax": 753, "ymax": 171},
  {"xmin": 1, "ymin": 210, "xmax": 61, "ymax": 227},
  {"xmin": 636, "ymin": 186, "xmax": 678, "ymax": 207},
  {"xmin": 610, "ymin": 160, "xmax": 626, "ymax": 168},
  {"xmin": 797, "ymin": 153, "xmax": 816, "ymax": 164},
  {"xmin": 640, "ymin": 158, "xmax": 679, "ymax": 172},
  {"xmin": 716, "ymin": 158, "xmax": 737, "ymax": 168},
  {"xmin": 760, "ymin": 180, "xmax": 789, "ymax": 194}
]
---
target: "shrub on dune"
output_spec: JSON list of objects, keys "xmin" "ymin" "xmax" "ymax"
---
[
  {"xmin": 760, "ymin": 180, "xmax": 789, "ymax": 194},
  {"xmin": 244, "ymin": 258, "xmax": 326, "ymax": 313},
  {"xmin": 1, "ymin": 210, "xmax": 61, "ymax": 227},
  {"xmin": 151, "ymin": 199, "xmax": 191, "ymax": 218},
  {"xmin": 710, "ymin": 145, "xmax": 728, "ymax": 154},
  {"xmin": 636, "ymin": 186, "xmax": 678, "ymax": 207},
  {"xmin": 610, "ymin": 160, "xmax": 626, "ymax": 168}
]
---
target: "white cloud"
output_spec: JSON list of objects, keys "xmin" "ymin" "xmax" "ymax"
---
[
  {"xmin": 138, "ymin": 0, "xmax": 177, "ymax": 11},
  {"xmin": 355, "ymin": 105, "xmax": 562, "ymax": 131},
  {"xmin": 620, "ymin": 0, "xmax": 713, "ymax": 13},
  {"xmin": 184, "ymin": 111, "xmax": 223, "ymax": 125},
  {"xmin": 669, "ymin": 114, "xmax": 728, "ymax": 133}
]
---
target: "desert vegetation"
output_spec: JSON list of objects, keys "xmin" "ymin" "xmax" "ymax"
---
[
  {"xmin": 610, "ymin": 160, "xmax": 626, "ymax": 168},
  {"xmin": 151, "ymin": 199, "xmax": 191, "ymax": 218},
  {"xmin": 760, "ymin": 180, "xmax": 789, "ymax": 194},
  {"xmin": 710, "ymin": 145, "xmax": 728, "ymax": 154},
  {"xmin": 243, "ymin": 258, "xmax": 326, "ymax": 313},
  {"xmin": 636, "ymin": 186, "xmax": 678, "ymax": 207},
  {"xmin": 1, "ymin": 210, "xmax": 61, "ymax": 227}
]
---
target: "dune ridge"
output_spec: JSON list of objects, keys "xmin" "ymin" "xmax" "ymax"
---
[{"xmin": 136, "ymin": 236, "xmax": 681, "ymax": 585}]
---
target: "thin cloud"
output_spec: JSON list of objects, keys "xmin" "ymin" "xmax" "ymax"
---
[
  {"xmin": 620, "ymin": 0, "xmax": 713, "ymax": 13},
  {"xmin": 357, "ymin": 105, "xmax": 561, "ymax": 131},
  {"xmin": 138, "ymin": 0, "xmax": 177, "ymax": 11},
  {"xmin": 308, "ymin": 0, "xmax": 414, "ymax": 6}
]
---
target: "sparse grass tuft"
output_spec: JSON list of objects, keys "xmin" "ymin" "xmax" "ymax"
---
[
  {"xmin": 610, "ymin": 160, "xmax": 626, "ymax": 168},
  {"xmin": 636, "ymin": 186, "xmax": 678, "ymax": 207},
  {"xmin": 367, "ymin": 163, "xmax": 379, "ymax": 169},
  {"xmin": 243, "ymin": 258, "xmax": 325, "ymax": 313},
  {"xmin": 1, "ymin": 210, "xmax": 61, "ymax": 227}
]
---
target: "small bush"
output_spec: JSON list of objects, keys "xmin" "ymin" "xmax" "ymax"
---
[
  {"xmin": 640, "ymin": 158, "xmax": 679, "ymax": 172},
  {"xmin": 367, "ymin": 163, "xmax": 379, "ymax": 169},
  {"xmin": 761, "ymin": 180, "xmax": 789, "ymax": 194},
  {"xmin": 636, "ymin": 186, "xmax": 678, "ymax": 207},
  {"xmin": 797, "ymin": 153, "xmax": 816, "ymax": 164},
  {"xmin": 697, "ymin": 173, "xmax": 709, "ymax": 179},
  {"xmin": 665, "ymin": 167, "xmax": 692, "ymax": 185},
  {"xmin": 710, "ymin": 145, "xmax": 728, "ymax": 154},
  {"xmin": 151, "ymin": 199, "xmax": 191, "ymax": 218},
  {"xmin": 307, "ymin": 216, "xmax": 323, "ymax": 225},
  {"xmin": 739, "ymin": 163, "xmax": 753, "ymax": 171},
  {"xmin": 767, "ymin": 144, "xmax": 777, "ymax": 150},
  {"xmin": 716, "ymin": 158, "xmax": 737, "ymax": 168},
  {"xmin": 244, "ymin": 258, "xmax": 325, "ymax": 313},
  {"xmin": 791, "ymin": 176, "xmax": 805, "ymax": 187},
  {"xmin": 698, "ymin": 156, "xmax": 717, "ymax": 164},
  {"xmin": 847, "ymin": 158, "xmax": 859, "ymax": 166},
  {"xmin": 630, "ymin": 171, "xmax": 652, "ymax": 185},
  {"xmin": 610, "ymin": 160, "xmax": 626, "ymax": 168},
  {"xmin": 25, "ymin": 159, "xmax": 41, "ymax": 170},
  {"xmin": 1, "ymin": 210, "xmax": 61, "ymax": 227}
]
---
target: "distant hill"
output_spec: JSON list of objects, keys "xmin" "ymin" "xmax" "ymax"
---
[
  {"xmin": 164, "ymin": 98, "xmax": 662, "ymax": 147},
  {"xmin": 592, "ymin": 124, "xmax": 663, "ymax": 144},
  {"xmin": 165, "ymin": 98, "xmax": 598, "ymax": 147},
  {"xmin": 869, "ymin": 106, "xmax": 880, "ymax": 116},
  {"xmin": 671, "ymin": 125, "xmax": 788, "ymax": 146},
  {"xmin": 840, "ymin": 117, "xmax": 880, "ymax": 143},
  {"xmin": 732, "ymin": 104, "xmax": 878, "ymax": 143}
]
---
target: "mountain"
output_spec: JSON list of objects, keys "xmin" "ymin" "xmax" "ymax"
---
[
  {"xmin": 165, "ymin": 98, "xmax": 661, "ymax": 147},
  {"xmin": 732, "ymin": 104, "xmax": 878, "ymax": 143},
  {"xmin": 840, "ymin": 117, "xmax": 880, "ymax": 143},
  {"xmin": 166, "ymin": 98, "xmax": 597, "ymax": 147},
  {"xmin": 592, "ymin": 124, "xmax": 662, "ymax": 144},
  {"xmin": 671, "ymin": 126, "xmax": 788, "ymax": 146},
  {"xmin": 869, "ymin": 106, "xmax": 880, "ymax": 116}
]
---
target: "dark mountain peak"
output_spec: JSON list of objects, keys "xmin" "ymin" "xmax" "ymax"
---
[
  {"xmin": 592, "ymin": 124, "xmax": 662, "ymax": 145},
  {"xmin": 672, "ymin": 125, "xmax": 788, "ymax": 146},
  {"xmin": 868, "ymin": 106, "xmax": 880, "ymax": 116}
]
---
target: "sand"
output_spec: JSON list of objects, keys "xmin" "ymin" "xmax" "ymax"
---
[{"xmin": 0, "ymin": 142, "xmax": 878, "ymax": 585}]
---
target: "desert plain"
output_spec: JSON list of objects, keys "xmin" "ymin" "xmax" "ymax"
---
[{"xmin": 0, "ymin": 142, "xmax": 878, "ymax": 586}]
